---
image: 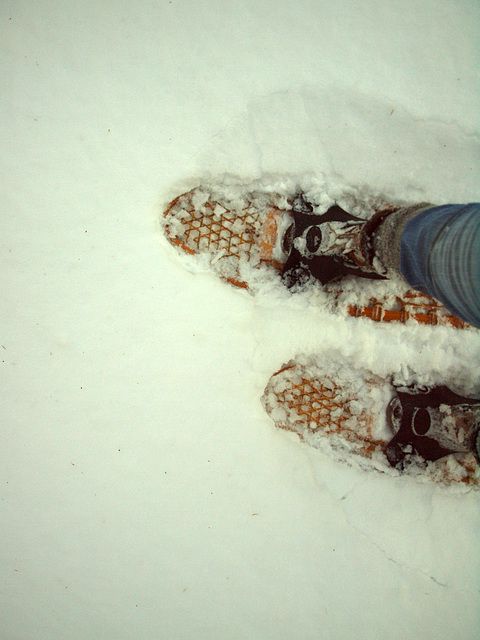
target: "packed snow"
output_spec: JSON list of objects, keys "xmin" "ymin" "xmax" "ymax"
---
[{"xmin": 2, "ymin": 1, "xmax": 480, "ymax": 639}]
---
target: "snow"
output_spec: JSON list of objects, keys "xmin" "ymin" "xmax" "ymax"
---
[{"xmin": 2, "ymin": 1, "xmax": 480, "ymax": 638}]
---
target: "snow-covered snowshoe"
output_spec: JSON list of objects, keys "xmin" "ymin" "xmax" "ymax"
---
[
  {"xmin": 262, "ymin": 356, "xmax": 480, "ymax": 486},
  {"xmin": 162, "ymin": 183, "xmax": 469, "ymax": 328}
]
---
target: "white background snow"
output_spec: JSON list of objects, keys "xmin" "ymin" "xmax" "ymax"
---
[{"xmin": 2, "ymin": 1, "xmax": 480, "ymax": 638}]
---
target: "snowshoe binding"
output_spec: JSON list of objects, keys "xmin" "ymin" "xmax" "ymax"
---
[
  {"xmin": 262, "ymin": 356, "xmax": 480, "ymax": 486},
  {"xmin": 280, "ymin": 194, "xmax": 389, "ymax": 287},
  {"xmin": 162, "ymin": 182, "xmax": 469, "ymax": 328}
]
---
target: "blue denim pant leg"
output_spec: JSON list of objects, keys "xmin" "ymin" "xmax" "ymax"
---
[{"xmin": 400, "ymin": 203, "xmax": 480, "ymax": 328}]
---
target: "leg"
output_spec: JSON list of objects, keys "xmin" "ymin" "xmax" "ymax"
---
[{"xmin": 376, "ymin": 204, "xmax": 480, "ymax": 328}]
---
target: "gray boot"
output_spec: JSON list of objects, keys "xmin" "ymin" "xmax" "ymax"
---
[{"xmin": 370, "ymin": 203, "xmax": 432, "ymax": 280}]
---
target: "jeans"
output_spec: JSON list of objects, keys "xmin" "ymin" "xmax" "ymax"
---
[{"xmin": 400, "ymin": 204, "xmax": 480, "ymax": 328}]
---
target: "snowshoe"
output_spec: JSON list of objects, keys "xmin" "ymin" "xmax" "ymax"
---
[
  {"xmin": 162, "ymin": 182, "xmax": 469, "ymax": 328},
  {"xmin": 261, "ymin": 355, "xmax": 480, "ymax": 486}
]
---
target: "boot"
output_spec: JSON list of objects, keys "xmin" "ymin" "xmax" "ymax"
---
[{"xmin": 281, "ymin": 196, "xmax": 430, "ymax": 288}]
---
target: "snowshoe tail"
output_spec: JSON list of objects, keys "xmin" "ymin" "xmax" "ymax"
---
[
  {"xmin": 163, "ymin": 186, "xmax": 470, "ymax": 329},
  {"xmin": 262, "ymin": 357, "xmax": 480, "ymax": 485},
  {"xmin": 346, "ymin": 291, "xmax": 469, "ymax": 329}
]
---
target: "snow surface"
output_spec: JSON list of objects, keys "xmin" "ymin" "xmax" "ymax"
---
[{"xmin": 2, "ymin": 1, "xmax": 480, "ymax": 638}]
